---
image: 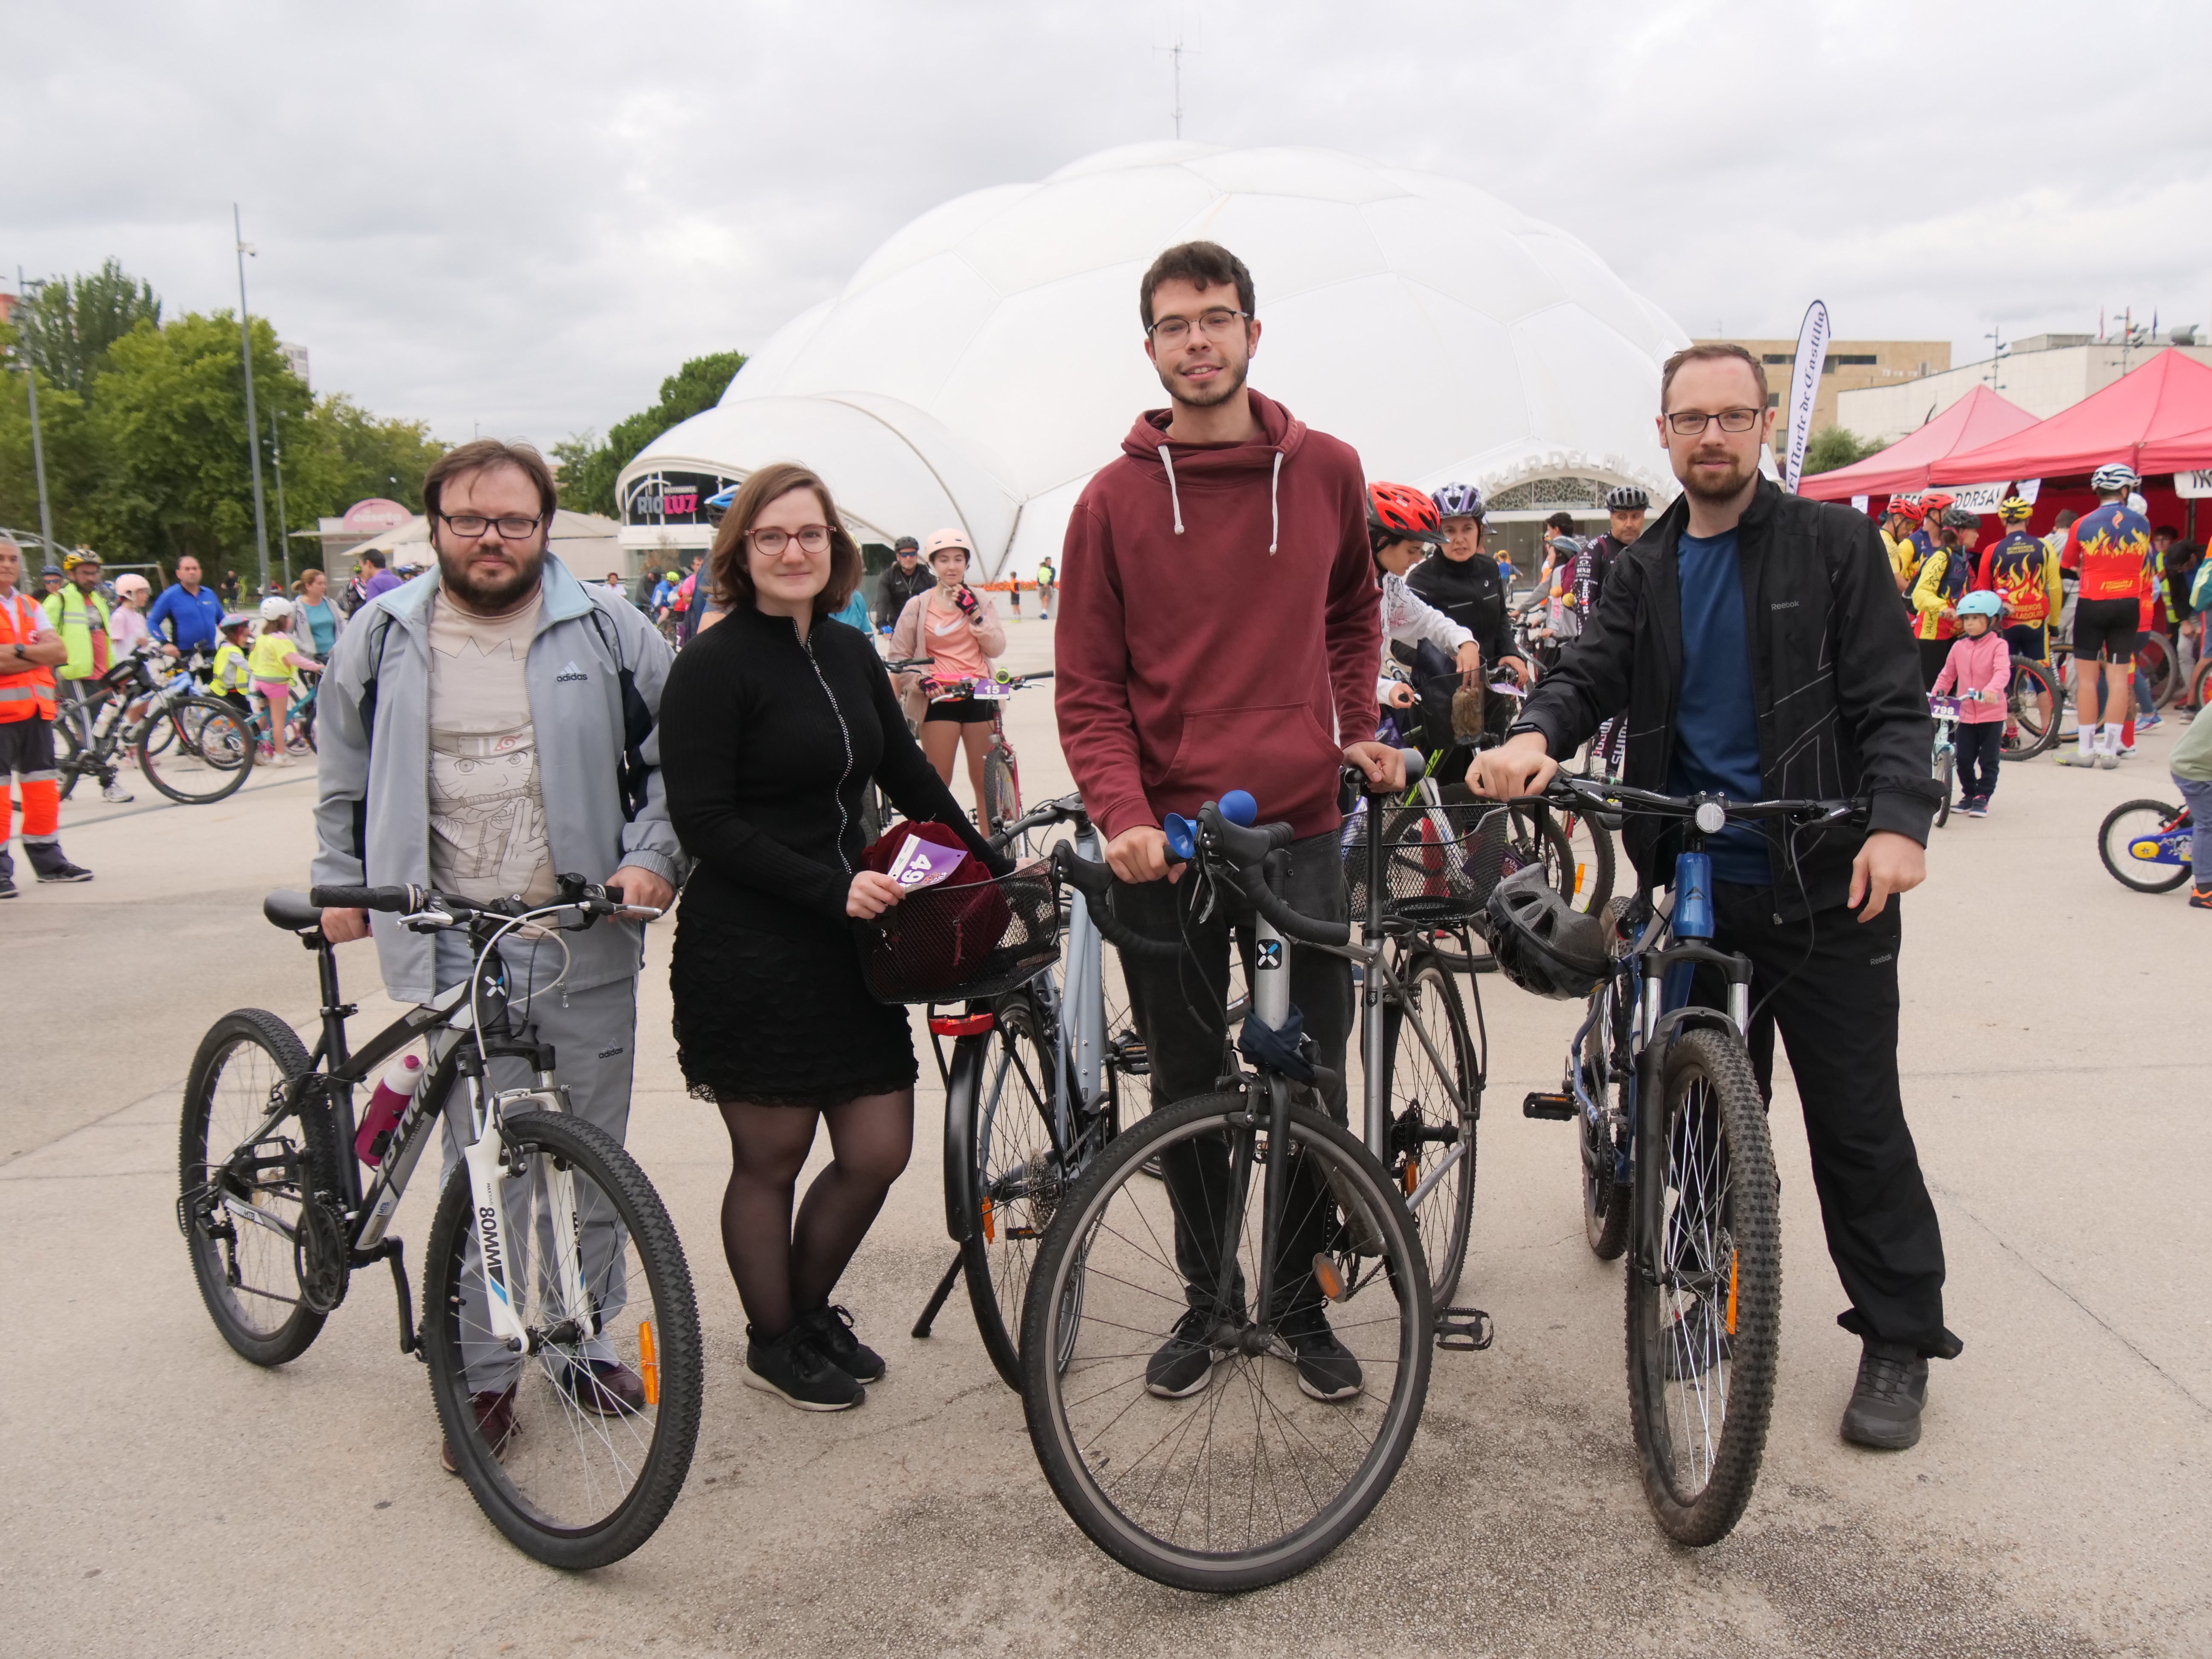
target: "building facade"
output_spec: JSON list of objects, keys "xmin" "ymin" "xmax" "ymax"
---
[
  {"xmin": 1837, "ymin": 334, "xmax": 2212, "ymax": 446},
  {"xmin": 1694, "ymin": 337, "xmax": 1950, "ymax": 434}
]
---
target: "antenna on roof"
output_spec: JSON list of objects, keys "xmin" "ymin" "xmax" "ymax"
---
[{"xmin": 1154, "ymin": 36, "xmax": 1196, "ymax": 138}]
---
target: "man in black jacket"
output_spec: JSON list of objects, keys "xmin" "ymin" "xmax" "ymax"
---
[
  {"xmin": 1474, "ymin": 342, "xmax": 1958, "ymax": 1452},
  {"xmin": 872, "ymin": 536, "xmax": 932, "ymax": 632}
]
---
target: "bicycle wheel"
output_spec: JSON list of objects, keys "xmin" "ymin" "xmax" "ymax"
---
[
  {"xmin": 2140, "ymin": 631, "xmax": 2174, "ymax": 707},
  {"xmin": 1933, "ymin": 750, "xmax": 1953, "ymax": 828},
  {"xmin": 2192, "ymin": 655, "xmax": 2212, "ymax": 713},
  {"xmin": 1554, "ymin": 806, "xmax": 1617, "ymax": 915},
  {"xmin": 982, "ymin": 744, "xmax": 1020, "ymax": 833},
  {"xmin": 2000, "ymin": 658, "xmax": 2060, "ymax": 760},
  {"xmin": 140, "ymin": 695, "xmax": 253, "ymax": 803},
  {"xmin": 1625, "ymin": 1028, "xmax": 1780, "ymax": 1546},
  {"xmin": 961, "ymin": 995, "xmax": 1065, "ymax": 1391},
  {"xmin": 1578, "ymin": 988, "xmax": 1630, "ymax": 1260},
  {"xmin": 178, "ymin": 1009, "xmax": 342, "ymax": 1367},
  {"xmin": 424, "ymin": 1109, "xmax": 702, "ymax": 1569},
  {"xmin": 1021, "ymin": 1090, "xmax": 1432, "ymax": 1592},
  {"xmin": 287, "ymin": 695, "xmax": 317, "ymax": 757},
  {"xmin": 2097, "ymin": 798, "xmax": 2193, "ymax": 894},
  {"xmin": 1378, "ymin": 952, "xmax": 1477, "ymax": 1308}
]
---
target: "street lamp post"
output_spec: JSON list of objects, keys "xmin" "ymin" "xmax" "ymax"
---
[
  {"xmin": 269, "ymin": 410, "xmax": 291, "ymax": 591},
  {"xmin": 233, "ymin": 205, "xmax": 272, "ymax": 595},
  {"xmin": 13, "ymin": 267, "xmax": 58, "ymax": 566}
]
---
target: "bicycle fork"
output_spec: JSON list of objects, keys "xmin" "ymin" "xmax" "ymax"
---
[{"xmin": 456, "ymin": 1062, "xmax": 594, "ymax": 1354}]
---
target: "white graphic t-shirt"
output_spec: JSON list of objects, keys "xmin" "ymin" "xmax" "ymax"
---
[{"xmin": 426, "ymin": 588, "xmax": 556, "ymax": 906}]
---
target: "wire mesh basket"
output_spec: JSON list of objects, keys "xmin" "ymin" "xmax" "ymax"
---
[
  {"xmin": 1341, "ymin": 800, "xmax": 1543, "ymax": 924},
  {"xmin": 860, "ymin": 861, "xmax": 1062, "ymax": 1004}
]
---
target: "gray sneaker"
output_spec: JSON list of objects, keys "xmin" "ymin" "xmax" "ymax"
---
[
  {"xmin": 2096, "ymin": 748, "xmax": 2120, "ymax": 769},
  {"xmin": 1839, "ymin": 1339, "xmax": 1927, "ymax": 1449},
  {"xmin": 101, "ymin": 779, "xmax": 134, "ymax": 803},
  {"xmin": 2058, "ymin": 748, "xmax": 2100, "ymax": 768}
]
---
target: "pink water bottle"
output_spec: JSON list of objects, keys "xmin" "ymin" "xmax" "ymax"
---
[{"xmin": 355, "ymin": 1053, "xmax": 426, "ymax": 1167}]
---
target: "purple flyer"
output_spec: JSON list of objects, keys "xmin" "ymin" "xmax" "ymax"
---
[{"xmin": 888, "ymin": 832, "xmax": 966, "ymax": 891}]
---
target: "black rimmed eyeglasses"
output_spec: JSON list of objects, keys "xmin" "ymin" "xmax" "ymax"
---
[{"xmin": 1665, "ymin": 408, "xmax": 1763, "ymax": 437}]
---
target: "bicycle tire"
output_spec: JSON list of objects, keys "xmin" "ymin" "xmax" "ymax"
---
[
  {"xmin": 140, "ymin": 695, "xmax": 253, "ymax": 803},
  {"xmin": 1933, "ymin": 751, "xmax": 1953, "ymax": 828},
  {"xmin": 960, "ymin": 995, "xmax": 1064, "ymax": 1391},
  {"xmin": 1556, "ymin": 806, "xmax": 1617, "ymax": 914},
  {"xmin": 2097, "ymin": 798, "xmax": 2193, "ymax": 894},
  {"xmin": 1021, "ymin": 1090, "xmax": 1432, "ymax": 1593},
  {"xmin": 1380, "ymin": 953, "xmax": 1477, "ymax": 1308},
  {"xmin": 1625, "ymin": 1027, "xmax": 1780, "ymax": 1546},
  {"xmin": 983, "ymin": 746, "xmax": 1020, "ymax": 834},
  {"xmin": 1578, "ymin": 992, "xmax": 1630, "ymax": 1261},
  {"xmin": 424, "ymin": 1109, "xmax": 702, "ymax": 1569},
  {"xmin": 178, "ymin": 1008, "xmax": 340, "ymax": 1367},
  {"xmin": 2192, "ymin": 655, "xmax": 2212, "ymax": 713},
  {"xmin": 2000, "ymin": 658, "xmax": 2060, "ymax": 761},
  {"xmin": 2139, "ymin": 632, "xmax": 2175, "ymax": 708}
]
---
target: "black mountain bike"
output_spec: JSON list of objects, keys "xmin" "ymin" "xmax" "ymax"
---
[
  {"xmin": 177, "ymin": 878, "xmax": 703, "ymax": 1568},
  {"xmin": 57, "ymin": 640, "xmax": 254, "ymax": 804}
]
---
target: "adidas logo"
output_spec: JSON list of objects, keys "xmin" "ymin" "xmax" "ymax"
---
[{"xmin": 555, "ymin": 660, "xmax": 589, "ymax": 683}]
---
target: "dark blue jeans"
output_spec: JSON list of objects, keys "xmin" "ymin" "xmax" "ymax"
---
[{"xmin": 1955, "ymin": 722, "xmax": 2002, "ymax": 800}]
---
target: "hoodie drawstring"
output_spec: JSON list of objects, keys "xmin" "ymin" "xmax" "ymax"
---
[
  {"xmin": 1269, "ymin": 450, "xmax": 1283, "ymax": 554},
  {"xmin": 1161, "ymin": 444, "xmax": 1185, "ymax": 535}
]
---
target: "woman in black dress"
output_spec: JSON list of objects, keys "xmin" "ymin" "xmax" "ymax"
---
[{"xmin": 659, "ymin": 462, "xmax": 1001, "ymax": 1411}]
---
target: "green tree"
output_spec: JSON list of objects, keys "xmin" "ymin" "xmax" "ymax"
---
[
  {"xmin": 16, "ymin": 259, "xmax": 162, "ymax": 397},
  {"xmin": 1804, "ymin": 425, "xmax": 1879, "ymax": 475},
  {"xmin": 84, "ymin": 309, "xmax": 313, "ymax": 580},
  {"xmin": 0, "ymin": 335, "xmax": 105, "ymax": 559},
  {"xmin": 274, "ymin": 395, "xmax": 445, "ymax": 547},
  {"xmin": 557, "ymin": 350, "xmax": 747, "ymax": 516}
]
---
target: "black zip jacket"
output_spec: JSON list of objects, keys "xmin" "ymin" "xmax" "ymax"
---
[
  {"xmin": 872, "ymin": 561, "xmax": 934, "ymax": 632},
  {"xmin": 1516, "ymin": 479, "xmax": 1938, "ymax": 918},
  {"xmin": 1398, "ymin": 550, "xmax": 1522, "ymax": 673}
]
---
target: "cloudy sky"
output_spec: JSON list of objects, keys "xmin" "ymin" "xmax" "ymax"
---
[{"xmin": 10, "ymin": 0, "xmax": 2210, "ymax": 451}]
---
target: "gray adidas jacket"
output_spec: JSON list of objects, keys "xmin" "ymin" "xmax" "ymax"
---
[{"xmin": 311, "ymin": 559, "xmax": 686, "ymax": 1003}]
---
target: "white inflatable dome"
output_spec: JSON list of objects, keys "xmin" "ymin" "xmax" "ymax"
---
[{"xmin": 620, "ymin": 142, "xmax": 1688, "ymax": 578}]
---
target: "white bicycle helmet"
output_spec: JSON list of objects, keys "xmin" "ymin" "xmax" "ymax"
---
[
  {"xmin": 259, "ymin": 594, "xmax": 294, "ymax": 622},
  {"xmin": 2090, "ymin": 463, "xmax": 2141, "ymax": 493}
]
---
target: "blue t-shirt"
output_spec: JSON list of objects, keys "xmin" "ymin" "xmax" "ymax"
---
[
  {"xmin": 146, "ymin": 582, "xmax": 225, "ymax": 651},
  {"xmin": 1667, "ymin": 529, "xmax": 1769, "ymax": 885},
  {"xmin": 296, "ymin": 597, "xmax": 339, "ymax": 656}
]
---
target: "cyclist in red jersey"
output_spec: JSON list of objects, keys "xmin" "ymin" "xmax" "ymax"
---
[{"xmin": 2059, "ymin": 465, "xmax": 2153, "ymax": 768}]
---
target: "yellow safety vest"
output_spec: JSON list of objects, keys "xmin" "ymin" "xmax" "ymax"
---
[{"xmin": 41, "ymin": 586, "xmax": 113, "ymax": 681}]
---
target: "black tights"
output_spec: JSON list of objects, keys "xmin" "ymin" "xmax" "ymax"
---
[{"xmin": 716, "ymin": 1091, "xmax": 914, "ymax": 1339}]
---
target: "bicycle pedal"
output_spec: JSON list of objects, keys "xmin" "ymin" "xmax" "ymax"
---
[
  {"xmin": 1437, "ymin": 1307, "xmax": 1493, "ymax": 1351},
  {"xmin": 1522, "ymin": 1091, "xmax": 1576, "ymax": 1121}
]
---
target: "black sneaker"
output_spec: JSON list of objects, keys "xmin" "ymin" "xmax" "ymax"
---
[
  {"xmin": 31, "ymin": 859, "xmax": 92, "ymax": 883},
  {"xmin": 1279, "ymin": 1308, "xmax": 1362, "ymax": 1402},
  {"xmin": 742, "ymin": 1324, "xmax": 864, "ymax": 1412},
  {"xmin": 797, "ymin": 1304, "xmax": 885, "ymax": 1383},
  {"xmin": 0, "ymin": 873, "xmax": 15, "ymax": 899},
  {"xmin": 1840, "ymin": 1339, "xmax": 1928, "ymax": 1449},
  {"xmin": 1147, "ymin": 1307, "xmax": 1225, "ymax": 1399},
  {"xmin": 1662, "ymin": 1300, "xmax": 1733, "ymax": 1381}
]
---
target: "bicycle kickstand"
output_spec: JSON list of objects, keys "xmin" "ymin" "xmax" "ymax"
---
[{"xmin": 911, "ymin": 1250, "xmax": 965, "ymax": 1339}]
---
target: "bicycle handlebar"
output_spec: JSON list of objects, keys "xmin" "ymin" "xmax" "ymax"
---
[
  {"xmin": 307, "ymin": 878, "xmax": 655, "ymax": 927},
  {"xmin": 1535, "ymin": 774, "xmax": 1859, "ymax": 826}
]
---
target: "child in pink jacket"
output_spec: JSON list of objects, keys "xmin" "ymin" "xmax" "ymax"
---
[{"xmin": 1932, "ymin": 591, "xmax": 2010, "ymax": 817}]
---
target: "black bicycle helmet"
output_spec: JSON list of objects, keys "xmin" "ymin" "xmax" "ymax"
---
[
  {"xmin": 1477, "ymin": 865, "xmax": 1612, "ymax": 1000},
  {"xmin": 1605, "ymin": 483, "xmax": 1649, "ymax": 511}
]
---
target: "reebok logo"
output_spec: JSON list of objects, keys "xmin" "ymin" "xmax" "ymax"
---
[
  {"xmin": 1869, "ymin": 952, "xmax": 1894, "ymax": 965},
  {"xmin": 1770, "ymin": 601, "xmax": 1800, "ymax": 611},
  {"xmin": 555, "ymin": 660, "xmax": 589, "ymax": 683}
]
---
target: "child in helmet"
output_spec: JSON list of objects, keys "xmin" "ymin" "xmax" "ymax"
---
[
  {"xmin": 1931, "ymin": 590, "xmax": 2009, "ymax": 816},
  {"xmin": 210, "ymin": 614, "xmax": 255, "ymax": 718},
  {"xmin": 246, "ymin": 595, "xmax": 321, "ymax": 766}
]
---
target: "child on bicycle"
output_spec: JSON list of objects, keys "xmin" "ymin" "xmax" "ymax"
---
[
  {"xmin": 210, "ymin": 612, "xmax": 254, "ymax": 718},
  {"xmin": 1930, "ymin": 590, "xmax": 2008, "ymax": 817},
  {"xmin": 1367, "ymin": 482, "xmax": 1479, "ymax": 735},
  {"xmin": 247, "ymin": 595, "xmax": 321, "ymax": 767}
]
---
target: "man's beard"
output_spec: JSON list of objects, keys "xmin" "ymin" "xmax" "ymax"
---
[
  {"xmin": 1679, "ymin": 446, "xmax": 1758, "ymax": 504},
  {"xmin": 1159, "ymin": 350, "xmax": 1249, "ymax": 411},
  {"xmin": 438, "ymin": 541, "xmax": 546, "ymax": 612}
]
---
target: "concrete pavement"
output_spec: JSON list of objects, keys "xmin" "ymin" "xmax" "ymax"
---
[{"xmin": 3, "ymin": 617, "xmax": 2206, "ymax": 1656}]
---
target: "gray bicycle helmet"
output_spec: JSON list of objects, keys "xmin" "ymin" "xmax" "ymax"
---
[
  {"xmin": 1942, "ymin": 506, "xmax": 1981, "ymax": 530},
  {"xmin": 1477, "ymin": 865, "xmax": 1613, "ymax": 1000},
  {"xmin": 1604, "ymin": 483, "xmax": 1649, "ymax": 511},
  {"xmin": 1432, "ymin": 482, "xmax": 1485, "ymax": 520}
]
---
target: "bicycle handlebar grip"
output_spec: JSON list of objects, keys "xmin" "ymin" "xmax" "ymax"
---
[
  {"xmin": 1048, "ymin": 843, "xmax": 1184, "ymax": 959},
  {"xmin": 308, "ymin": 884, "xmax": 416, "ymax": 913},
  {"xmin": 1198, "ymin": 802, "xmax": 1293, "ymax": 867},
  {"xmin": 1232, "ymin": 861, "xmax": 1352, "ymax": 948}
]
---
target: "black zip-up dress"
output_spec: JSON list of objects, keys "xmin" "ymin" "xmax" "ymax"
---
[{"xmin": 659, "ymin": 603, "xmax": 999, "ymax": 1106}]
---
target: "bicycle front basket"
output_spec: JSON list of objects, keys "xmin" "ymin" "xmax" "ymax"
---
[
  {"xmin": 1342, "ymin": 800, "xmax": 1540, "ymax": 925},
  {"xmin": 860, "ymin": 861, "xmax": 1061, "ymax": 1004}
]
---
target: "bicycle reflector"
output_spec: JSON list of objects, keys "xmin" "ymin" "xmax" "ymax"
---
[
  {"xmin": 638, "ymin": 1319, "xmax": 660, "ymax": 1407},
  {"xmin": 1311, "ymin": 1252, "xmax": 1350, "ymax": 1303}
]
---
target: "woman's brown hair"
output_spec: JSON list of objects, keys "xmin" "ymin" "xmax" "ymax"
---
[{"xmin": 707, "ymin": 462, "xmax": 863, "ymax": 620}]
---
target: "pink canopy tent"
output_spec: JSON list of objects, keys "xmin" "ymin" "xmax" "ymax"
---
[
  {"xmin": 2137, "ymin": 417, "xmax": 2212, "ymax": 475},
  {"xmin": 1928, "ymin": 348, "xmax": 2212, "ymax": 484},
  {"xmin": 1797, "ymin": 384, "xmax": 2038, "ymax": 501}
]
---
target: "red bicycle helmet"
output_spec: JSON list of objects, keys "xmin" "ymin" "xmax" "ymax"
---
[
  {"xmin": 1886, "ymin": 495, "xmax": 1926, "ymax": 522},
  {"xmin": 1368, "ymin": 480, "xmax": 1444, "ymax": 545},
  {"xmin": 1919, "ymin": 491, "xmax": 1956, "ymax": 516}
]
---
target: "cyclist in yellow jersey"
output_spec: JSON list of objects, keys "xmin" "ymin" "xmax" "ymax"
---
[{"xmin": 1881, "ymin": 495, "xmax": 1924, "ymax": 594}]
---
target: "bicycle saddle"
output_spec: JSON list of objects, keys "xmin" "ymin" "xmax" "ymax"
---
[{"xmin": 263, "ymin": 890, "xmax": 325, "ymax": 934}]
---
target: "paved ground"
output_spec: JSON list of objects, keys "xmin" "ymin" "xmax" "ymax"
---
[{"xmin": 4, "ymin": 618, "xmax": 2208, "ymax": 1657}]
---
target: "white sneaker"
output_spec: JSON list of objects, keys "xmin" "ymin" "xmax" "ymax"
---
[
  {"xmin": 2097, "ymin": 749, "xmax": 2119, "ymax": 769},
  {"xmin": 2058, "ymin": 748, "xmax": 2100, "ymax": 767},
  {"xmin": 266, "ymin": 752, "xmax": 291, "ymax": 768},
  {"xmin": 101, "ymin": 780, "xmax": 135, "ymax": 803}
]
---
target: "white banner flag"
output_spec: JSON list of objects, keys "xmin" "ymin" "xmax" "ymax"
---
[{"xmin": 1783, "ymin": 299, "xmax": 1830, "ymax": 494}]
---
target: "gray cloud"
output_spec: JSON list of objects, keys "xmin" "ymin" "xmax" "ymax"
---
[{"xmin": 10, "ymin": 0, "xmax": 2209, "ymax": 450}]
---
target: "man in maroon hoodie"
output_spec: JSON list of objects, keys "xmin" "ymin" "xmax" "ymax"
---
[{"xmin": 1055, "ymin": 240, "xmax": 1397, "ymax": 1403}]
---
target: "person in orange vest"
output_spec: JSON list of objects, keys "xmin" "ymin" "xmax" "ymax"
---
[{"xmin": 0, "ymin": 535, "xmax": 93, "ymax": 894}]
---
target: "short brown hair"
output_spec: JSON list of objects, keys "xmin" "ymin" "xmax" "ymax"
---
[
  {"xmin": 1140, "ymin": 240, "xmax": 1255, "ymax": 329},
  {"xmin": 707, "ymin": 461, "xmax": 863, "ymax": 620},
  {"xmin": 422, "ymin": 438, "xmax": 558, "ymax": 524},
  {"xmin": 1660, "ymin": 343, "xmax": 1769, "ymax": 412}
]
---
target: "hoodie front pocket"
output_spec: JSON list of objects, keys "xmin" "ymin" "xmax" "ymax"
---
[{"xmin": 1158, "ymin": 704, "xmax": 1341, "ymax": 823}]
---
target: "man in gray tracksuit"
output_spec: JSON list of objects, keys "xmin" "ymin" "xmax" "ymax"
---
[{"xmin": 311, "ymin": 440, "xmax": 684, "ymax": 1473}]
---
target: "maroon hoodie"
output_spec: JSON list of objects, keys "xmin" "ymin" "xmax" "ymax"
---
[{"xmin": 1054, "ymin": 390, "xmax": 1380, "ymax": 842}]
